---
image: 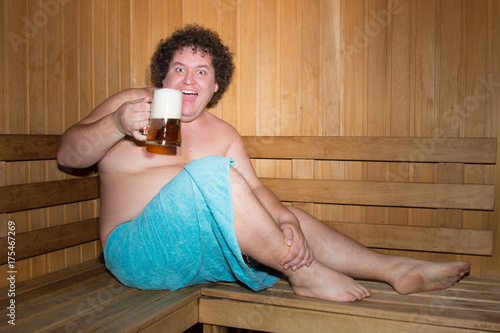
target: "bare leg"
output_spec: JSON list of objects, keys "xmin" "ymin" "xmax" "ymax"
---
[
  {"xmin": 288, "ymin": 206, "xmax": 471, "ymax": 294},
  {"xmin": 228, "ymin": 168, "xmax": 370, "ymax": 302}
]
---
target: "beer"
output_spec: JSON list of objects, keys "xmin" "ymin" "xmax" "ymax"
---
[
  {"xmin": 146, "ymin": 88, "xmax": 183, "ymax": 148},
  {"xmin": 146, "ymin": 118, "xmax": 181, "ymax": 146}
]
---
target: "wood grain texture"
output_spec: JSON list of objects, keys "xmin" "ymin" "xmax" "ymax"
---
[
  {"xmin": 2, "ymin": 0, "xmax": 499, "ymax": 278},
  {"xmin": 327, "ymin": 221, "xmax": 493, "ymax": 255},
  {"xmin": 262, "ymin": 178, "xmax": 494, "ymax": 210},
  {"xmin": 0, "ymin": 177, "xmax": 99, "ymax": 213},
  {"xmin": 0, "ymin": 134, "xmax": 60, "ymax": 161},
  {"xmin": 243, "ymin": 136, "xmax": 497, "ymax": 163},
  {"xmin": 0, "ymin": 259, "xmax": 203, "ymax": 333},
  {"xmin": 200, "ymin": 279, "xmax": 500, "ymax": 332},
  {"xmin": 0, "ymin": 218, "xmax": 99, "ymax": 264}
]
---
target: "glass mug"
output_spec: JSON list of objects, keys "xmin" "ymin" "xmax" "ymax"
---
[{"xmin": 145, "ymin": 88, "xmax": 183, "ymax": 149}]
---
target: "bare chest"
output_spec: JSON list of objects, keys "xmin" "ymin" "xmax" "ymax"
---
[{"xmin": 99, "ymin": 135, "xmax": 228, "ymax": 173}]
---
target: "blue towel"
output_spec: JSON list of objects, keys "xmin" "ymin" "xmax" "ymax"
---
[{"xmin": 104, "ymin": 155, "xmax": 280, "ymax": 291}]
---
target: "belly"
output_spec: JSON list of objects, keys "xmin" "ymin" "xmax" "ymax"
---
[{"xmin": 99, "ymin": 164, "xmax": 185, "ymax": 246}]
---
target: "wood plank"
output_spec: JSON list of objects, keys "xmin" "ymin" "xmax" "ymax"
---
[
  {"xmin": 202, "ymin": 325, "xmax": 229, "ymax": 333},
  {"xmin": 279, "ymin": 0, "xmax": 300, "ymax": 136},
  {"xmin": 199, "ymin": 298, "xmax": 490, "ymax": 333},
  {"xmin": 42, "ymin": 290, "xmax": 179, "ymax": 333},
  {"xmin": 0, "ymin": 176, "xmax": 99, "ymax": 213},
  {"xmin": 344, "ymin": 0, "xmax": 365, "ymax": 137},
  {"xmin": 138, "ymin": 300, "xmax": 199, "ymax": 333},
  {"xmin": 262, "ymin": 178, "xmax": 495, "ymax": 210},
  {"xmin": 326, "ymin": 222, "xmax": 493, "ymax": 255},
  {"xmin": 4, "ymin": 0, "xmax": 28, "ymax": 135},
  {"xmin": 0, "ymin": 259, "xmax": 104, "ymax": 297},
  {"xmin": 300, "ymin": 0, "xmax": 321, "ymax": 136},
  {"xmin": 98, "ymin": 285, "xmax": 202, "ymax": 333},
  {"xmin": 0, "ymin": 270, "xmax": 118, "ymax": 319},
  {"xmin": 2, "ymin": 134, "xmax": 496, "ymax": 165},
  {"xmin": 242, "ymin": 136, "xmax": 497, "ymax": 163},
  {"xmin": 0, "ymin": 218, "xmax": 100, "ymax": 264},
  {"xmin": 259, "ymin": 0, "xmax": 279, "ymax": 136},
  {"xmin": 200, "ymin": 281, "xmax": 500, "ymax": 332},
  {"xmin": 0, "ymin": 266, "xmax": 110, "ymax": 314},
  {"xmin": 7, "ymin": 283, "xmax": 141, "ymax": 332},
  {"xmin": 0, "ymin": 134, "xmax": 61, "ymax": 161}
]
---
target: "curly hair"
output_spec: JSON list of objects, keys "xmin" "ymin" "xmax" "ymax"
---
[{"xmin": 150, "ymin": 24, "xmax": 235, "ymax": 107}]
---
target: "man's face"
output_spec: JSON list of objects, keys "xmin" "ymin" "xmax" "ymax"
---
[{"xmin": 162, "ymin": 47, "xmax": 219, "ymax": 122}]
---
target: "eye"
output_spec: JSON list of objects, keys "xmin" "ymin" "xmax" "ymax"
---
[
  {"xmin": 197, "ymin": 69, "xmax": 206, "ymax": 75},
  {"xmin": 175, "ymin": 67, "xmax": 185, "ymax": 73}
]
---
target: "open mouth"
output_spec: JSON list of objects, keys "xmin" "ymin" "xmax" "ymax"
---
[{"xmin": 181, "ymin": 90, "xmax": 198, "ymax": 102}]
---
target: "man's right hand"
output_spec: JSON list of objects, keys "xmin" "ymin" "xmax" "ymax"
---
[
  {"xmin": 57, "ymin": 88, "xmax": 154, "ymax": 169},
  {"xmin": 113, "ymin": 97, "xmax": 151, "ymax": 141}
]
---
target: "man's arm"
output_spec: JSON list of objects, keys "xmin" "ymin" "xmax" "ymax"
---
[
  {"xmin": 226, "ymin": 134, "xmax": 314, "ymax": 270},
  {"xmin": 57, "ymin": 88, "xmax": 152, "ymax": 169}
]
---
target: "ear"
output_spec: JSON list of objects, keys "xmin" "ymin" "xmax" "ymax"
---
[
  {"xmin": 161, "ymin": 77, "xmax": 168, "ymax": 88},
  {"xmin": 214, "ymin": 82, "xmax": 219, "ymax": 93}
]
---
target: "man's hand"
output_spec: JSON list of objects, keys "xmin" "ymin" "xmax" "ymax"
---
[
  {"xmin": 279, "ymin": 221, "xmax": 314, "ymax": 271},
  {"xmin": 113, "ymin": 97, "xmax": 151, "ymax": 141}
]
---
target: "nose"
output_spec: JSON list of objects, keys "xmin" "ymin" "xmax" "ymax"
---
[{"xmin": 183, "ymin": 70, "xmax": 195, "ymax": 85}]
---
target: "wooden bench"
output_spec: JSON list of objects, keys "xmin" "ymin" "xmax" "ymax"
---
[{"xmin": 0, "ymin": 134, "xmax": 499, "ymax": 332}]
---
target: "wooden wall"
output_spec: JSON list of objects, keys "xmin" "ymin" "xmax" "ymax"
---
[{"xmin": 1, "ymin": 0, "xmax": 499, "ymax": 281}]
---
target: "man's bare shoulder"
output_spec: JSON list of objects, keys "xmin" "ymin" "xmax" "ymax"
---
[
  {"xmin": 182, "ymin": 111, "xmax": 243, "ymax": 159},
  {"xmin": 203, "ymin": 112, "xmax": 243, "ymax": 145},
  {"xmin": 204, "ymin": 111, "xmax": 240, "ymax": 135}
]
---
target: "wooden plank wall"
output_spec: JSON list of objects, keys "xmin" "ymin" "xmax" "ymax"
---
[{"xmin": 1, "ymin": 0, "xmax": 499, "ymax": 283}]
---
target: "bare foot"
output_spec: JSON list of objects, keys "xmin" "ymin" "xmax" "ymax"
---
[
  {"xmin": 288, "ymin": 261, "xmax": 371, "ymax": 302},
  {"xmin": 386, "ymin": 258, "xmax": 471, "ymax": 295}
]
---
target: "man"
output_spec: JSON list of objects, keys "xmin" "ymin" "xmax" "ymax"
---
[{"xmin": 58, "ymin": 25, "xmax": 470, "ymax": 302}]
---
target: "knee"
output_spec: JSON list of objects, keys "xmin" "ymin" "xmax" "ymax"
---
[{"xmin": 287, "ymin": 205, "xmax": 306, "ymax": 216}]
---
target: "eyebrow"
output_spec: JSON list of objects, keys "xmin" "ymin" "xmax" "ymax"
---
[{"xmin": 171, "ymin": 61, "xmax": 211, "ymax": 69}]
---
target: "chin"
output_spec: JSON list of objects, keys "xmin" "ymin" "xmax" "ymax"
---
[{"xmin": 181, "ymin": 115, "xmax": 198, "ymax": 123}]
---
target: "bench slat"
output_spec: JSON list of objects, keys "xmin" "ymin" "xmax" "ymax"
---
[
  {"xmin": 0, "ymin": 134, "xmax": 60, "ymax": 161},
  {"xmin": 4, "ymin": 262, "xmax": 202, "ymax": 333},
  {"xmin": 327, "ymin": 222, "xmax": 493, "ymax": 256},
  {"xmin": 0, "ymin": 265, "xmax": 112, "ymax": 323},
  {"xmin": 93, "ymin": 285, "xmax": 202, "ymax": 333},
  {"xmin": 200, "ymin": 298, "xmax": 492, "ymax": 332},
  {"xmin": 14, "ymin": 285, "xmax": 142, "ymax": 332},
  {"xmin": 243, "ymin": 136, "xmax": 497, "ymax": 163},
  {"xmin": 1, "ymin": 135, "xmax": 496, "ymax": 163},
  {"xmin": 0, "ymin": 259, "xmax": 104, "ymax": 299},
  {"xmin": 0, "ymin": 218, "xmax": 100, "ymax": 264},
  {"xmin": 200, "ymin": 280, "xmax": 500, "ymax": 332},
  {"xmin": 0, "ymin": 270, "xmax": 116, "ymax": 319},
  {"xmin": 1, "ymin": 220, "xmax": 490, "ymax": 264},
  {"xmin": 262, "ymin": 178, "xmax": 495, "ymax": 210},
  {"xmin": 0, "ymin": 176, "xmax": 99, "ymax": 213}
]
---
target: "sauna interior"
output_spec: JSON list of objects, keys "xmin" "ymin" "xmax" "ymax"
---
[{"xmin": 1, "ymin": 0, "xmax": 499, "ymax": 287}]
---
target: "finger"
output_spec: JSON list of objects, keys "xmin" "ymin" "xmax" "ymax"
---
[
  {"xmin": 125, "ymin": 98, "xmax": 151, "ymax": 112},
  {"xmin": 280, "ymin": 226, "xmax": 294, "ymax": 247},
  {"xmin": 290, "ymin": 247, "xmax": 309, "ymax": 271},
  {"xmin": 132, "ymin": 130, "xmax": 147, "ymax": 142},
  {"xmin": 306, "ymin": 248, "xmax": 314, "ymax": 267},
  {"xmin": 293, "ymin": 248, "xmax": 314, "ymax": 271},
  {"xmin": 139, "ymin": 125, "xmax": 149, "ymax": 136},
  {"xmin": 280, "ymin": 247, "xmax": 299, "ymax": 268},
  {"xmin": 282, "ymin": 244, "xmax": 306, "ymax": 269}
]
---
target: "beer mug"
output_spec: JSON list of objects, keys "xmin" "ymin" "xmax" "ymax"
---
[{"xmin": 146, "ymin": 88, "xmax": 183, "ymax": 148}]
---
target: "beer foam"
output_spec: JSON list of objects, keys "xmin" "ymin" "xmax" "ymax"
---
[{"xmin": 151, "ymin": 88, "xmax": 183, "ymax": 119}]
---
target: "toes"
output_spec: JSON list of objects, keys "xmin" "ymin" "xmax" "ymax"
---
[{"xmin": 351, "ymin": 285, "xmax": 371, "ymax": 301}]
